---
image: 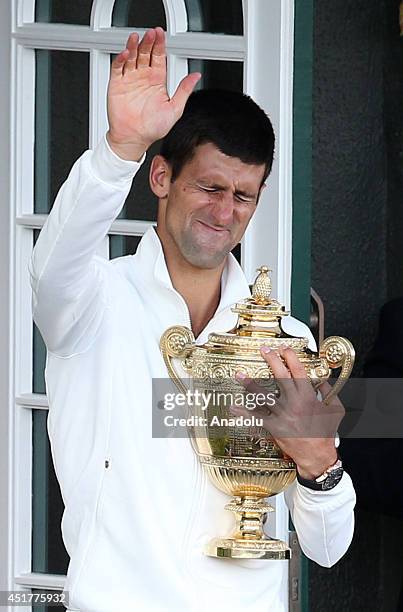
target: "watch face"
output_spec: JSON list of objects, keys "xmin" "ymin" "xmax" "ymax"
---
[{"xmin": 322, "ymin": 467, "xmax": 344, "ymax": 490}]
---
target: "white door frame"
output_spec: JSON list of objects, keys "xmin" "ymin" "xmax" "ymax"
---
[
  {"xmin": 0, "ymin": 0, "xmax": 295, "ymax": 606},
  {"xmin": 0, "ymin": 0, "xmax": 13, "ymax": 597}
]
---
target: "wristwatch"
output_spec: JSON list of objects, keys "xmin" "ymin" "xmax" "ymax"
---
[{"xmin": 296, "ymin": 457, "xmax": 344, "ymax": 491}]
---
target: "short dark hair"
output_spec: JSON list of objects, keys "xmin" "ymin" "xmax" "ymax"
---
[{"xmin": 160, "ymin": 89, "xmax": 275, "ymax": 184}]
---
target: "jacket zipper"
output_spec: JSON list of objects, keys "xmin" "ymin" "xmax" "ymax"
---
[{"xmin": 168, "ymin": 286, "xmax": 235, "ymax": 571}]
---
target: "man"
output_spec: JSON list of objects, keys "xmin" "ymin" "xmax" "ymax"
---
[{"xmin": 30, "ymin": 28, "xmax": 355, "ymax": 612}]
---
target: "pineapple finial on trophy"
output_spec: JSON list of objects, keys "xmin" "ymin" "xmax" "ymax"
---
[{"xmin": 252, "ymin": 266, "xmax": 272, "ymax": 305}]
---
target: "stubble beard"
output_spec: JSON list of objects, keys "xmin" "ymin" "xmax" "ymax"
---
[{"xmin": 174, "ymin": 225, "xmax": 234, "ymax": 270}]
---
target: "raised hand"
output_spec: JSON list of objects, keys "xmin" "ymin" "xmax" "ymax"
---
[{"xmin": 106, "ymin": 28, "xmax": 201, "ymax": 161}]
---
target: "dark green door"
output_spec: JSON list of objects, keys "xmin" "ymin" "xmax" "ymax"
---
[{"xmin": 291, "ymin": 1, "xmax": 314, "ymax": 611}]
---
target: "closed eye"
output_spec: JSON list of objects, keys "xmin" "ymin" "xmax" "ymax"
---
[
  {"xmin": 201, "ymin": 187, "xmax": 255, "ymax": 204},
  {"xmin": 235, "ymin": 194, "xmax": 255, "ymax": 204}
]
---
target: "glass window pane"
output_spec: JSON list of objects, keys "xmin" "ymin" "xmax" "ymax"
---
[
  {"xmin": 231, "ymin": 243, "xmax": 241, "ymax": 264},
  {"xmin": 117, "ymin": 140, "xmax": 161, "ymax": 221},
  {"xmin": 34, "ymin": 50, "xmax": 89, "ymax": 214},
  {"xmin": 109, "ymin": 235, "xmax": 142, "ymax": 259},
  {"xmin": 33, "ymin": 230, "xmax": 47, "ymax": 394},
  {"xmin": 185, "ymin": 0, "xmax": 243, "ymax": 35},
  {"xmin": 112, "ymin": 0, "xmax": 167, "ymax": 29},
  {"xmin": 33, "ymin": 323, "xmax": 47, "ymax": 395},
  {"xmin": 32, "ymin": 409, "xmax": 69, "ymax": 575},
  {"xmin": 32, "ymin": 590, "xmax": 66, "ymax": 612},
  {"xmin": 189, "ymin": 59, "xmax": 243, "ymax": 92},
  {"xmin": 35, "ymin": 0, "xmax": 92, "ymax": 24}
]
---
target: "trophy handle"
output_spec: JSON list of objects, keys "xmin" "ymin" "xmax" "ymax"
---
[
  {"xmin": 319, "ymin": 336, "xmax": 355, "ymax": 404},
  {"xmin": 159, "ymin": 325, "xmax": 195, "ymax": 395}
]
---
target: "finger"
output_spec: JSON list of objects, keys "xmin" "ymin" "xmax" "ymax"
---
[
  {"xmin": 234, "ymin": 372, "xmax": 281, "ymax": 415},
  {"xmin": 151, "ymin": 26, "xmax": 167, "ymax": 68},
  {"xmin": 279, "ymin": 347, "xmax": 312, "ymax": 395},
  {"xmin": 228, "ymin": 404, "xmax": 250, "ymax": 418},
  {"xmin": 317, "ymin": 380, "xmax": 333, "ymax": 398},
  {"xmin": 170, "ymin": 72, "xmax": 201, "ymax": 119},
  {"xmin": 123, "ymin": 32, "xmax": 139, "ymax": 72},
  {"xmin": 137, "ymin": 28, "xmax": 156, "ymax": 69},
  {"xmin": 111, "ymin": 49, "xmax": 130, "ymax": 78},
  {"xmin": 228, "ymin": 403, "xmax": 274, "ymax": 425},
  {"xmin": 317, "ymin": 381, "xmax": 344, "ymax": 411},
  {"xmin": 235, "ymin": 372, "xmax": 260, "ymax": 393},
  {"xmin": 260, "ymin": 346, "xmax": 297, "ymax": 400},
  {"xmin": 260, "ymin": 346, "xmax": 291, "ymax": 379}
]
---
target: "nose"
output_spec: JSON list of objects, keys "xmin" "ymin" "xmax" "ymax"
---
[{"xmin": 209, "ymin": 192, "xmax": 234, "ymax": 227}]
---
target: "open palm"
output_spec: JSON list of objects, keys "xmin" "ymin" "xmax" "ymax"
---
[{"xmin": 107, "ymin": 28, "xmax": 201, "ymax": 159}]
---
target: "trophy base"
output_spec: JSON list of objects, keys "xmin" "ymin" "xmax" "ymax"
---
[{"xmin": 205, "ymin": 537, "xmax": 291, "ymax": 560}]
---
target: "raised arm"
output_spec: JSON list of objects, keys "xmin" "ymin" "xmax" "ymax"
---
[{"xmin": 29, "ymin": 28, "xmax": 200, "ymax": 357}]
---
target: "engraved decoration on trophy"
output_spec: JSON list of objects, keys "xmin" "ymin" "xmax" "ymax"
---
[{"xmin": 160, "ymin": 266, "xmax": 355, "ymax": 560}]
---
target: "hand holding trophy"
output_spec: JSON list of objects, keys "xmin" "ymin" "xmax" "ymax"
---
[{"xmin": 160, "ymin": 266, "xmax": 354, "ymax": 560}]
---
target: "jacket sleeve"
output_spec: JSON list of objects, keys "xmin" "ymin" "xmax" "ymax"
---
[
  {"xmin": 29, "ymin": 135, "xmax": 144, "ymax": 357},
  {"xmin": 284, "ymin": 472, "xmax": 356, "ymax": 567}
]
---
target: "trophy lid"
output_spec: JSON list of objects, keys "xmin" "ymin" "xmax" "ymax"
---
[{"xmin": 206, "ymin": 266, "xmax": 308, "ymax": 351}]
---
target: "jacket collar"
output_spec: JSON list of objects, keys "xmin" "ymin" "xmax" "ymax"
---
[{"xmin": 134, "ymin": 226, "xmax": 250, "ymax": 318}]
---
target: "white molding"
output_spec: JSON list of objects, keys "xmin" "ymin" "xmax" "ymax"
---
[
  {"xmin": 15, "ymin": 572, "xmax": 66, "ymax": 589},
  {"xmin": 91, "ymin": 0, "xmax": 188, "ymax": 33},
  {"xmin": 89, "ymin": 49, "xmax": 110, "ymax": 148},
  {"xmin": 172, "ymin": 33, "xmax": 244, "ymax": 60},
  {"xmin": 17, "ymin": 215, "xmax": 156, "ymax": 236},
  {"xmin": 16, "ymin": 0, "xmax": 34, "ymax": 28},
  {"xmin": 108, "ymin": 219, "xmax": 157, "ymax": 235},
  {"xmin": 15, "ymin": 46, "xmax": 35, "ymax": 217},
  {"xmin": 163, "ymin": 0, "xmax": 188, "ymax": 34},
  {"xmin": 91, "ymin": 0, "xmax": 114, "ymax": 31},
  {"xmin": 0, "ymin": 0, "xmax": 13, "ymax": 603},
  {"xmin": 242, "ymin": 0, "xmax": 294, "ymax": 310},
  {"xmin": 16, "ymin": 394, "xmax": 48, "ymax": 408},
  {"xmin": 13, "ymin": 405, "xmax": 33, "ymax": 585},
  {"xmin": 14, "ymin": 227, "xmax": 35, "ymax": 396},
  {"xmin": 13, "ymin": 24, "xmax": 245, "ymax": 58},
  {"xmin": 277, "ymin": 0, "xmax": 295, "ymax": 308},
  {"xmin": 16, "ymin": 214, "xmax": 47, "ymax": 228}
]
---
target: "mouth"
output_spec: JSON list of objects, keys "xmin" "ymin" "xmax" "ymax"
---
[{"xmin": 195, "ymin": 220, "xmax": 230, "ymax": 235}]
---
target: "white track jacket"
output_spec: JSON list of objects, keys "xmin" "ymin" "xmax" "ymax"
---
[{"xmin": 29, "ymin": 136, "xmax": 356, "ymax": 612}]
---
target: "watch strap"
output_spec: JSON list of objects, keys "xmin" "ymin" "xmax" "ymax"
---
[{"xmin": 296, "ymin": 458, "xmax": 344, "ymax": 491}]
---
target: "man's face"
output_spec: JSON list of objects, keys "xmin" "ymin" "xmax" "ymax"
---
[{"xmin": 158, "ymin": 143, "xmax": 266, "ymax": 269}]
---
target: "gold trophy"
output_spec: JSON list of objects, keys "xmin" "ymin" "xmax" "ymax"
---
[{"xmin": 160, "ymin": 266, "xmax": 354, "ymax": 560}]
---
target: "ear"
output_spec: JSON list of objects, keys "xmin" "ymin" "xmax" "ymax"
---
[{"xmin": 149, "ymin": 155, "xmax": 172, "ymax": 199}]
